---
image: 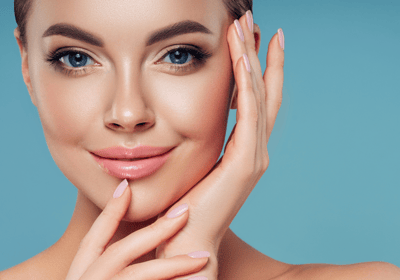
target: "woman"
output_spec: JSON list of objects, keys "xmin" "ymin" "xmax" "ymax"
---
[{"xmin": 1, "ymin": 0, "xmax": 399, "ymax": 279}]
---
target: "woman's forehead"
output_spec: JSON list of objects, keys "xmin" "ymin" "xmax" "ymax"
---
[{"xmin": 30, "ymin": 0, "xmax": 229, "ymax": 43}]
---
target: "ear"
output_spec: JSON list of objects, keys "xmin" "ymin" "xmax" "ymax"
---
[
  {"xmin": 230, "ymin": 23, "xmax": 261, "ymax": 110},
  {"xmin": 14, "ymin": 27, "xmax": 37, "ymax": 107}
]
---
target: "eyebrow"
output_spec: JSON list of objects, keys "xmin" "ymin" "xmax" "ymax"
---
[
  {"xmin": 145, "ymin": 20, "xmax": 212, "ymax": 46},
  {"xmin": 42, "ymin": 20, "xmax": 212, "ymax": 48},
  {"xmin": 42, "ymin": 23, "xmax": 104, "ymax": 47}
]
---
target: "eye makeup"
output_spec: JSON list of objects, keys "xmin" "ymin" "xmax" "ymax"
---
[
  {"xmin": 45, "ymin": 47, "xmax": 99, "ymax": 77},
  {"xmin": 156, "ymin": 45, "xmax": 212, "ymax": 74},
  {"xmin": 45, "ymin": 44, "xmax": 212, "ymax": 77}
]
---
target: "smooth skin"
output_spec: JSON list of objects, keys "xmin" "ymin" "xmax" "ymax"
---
[{"xmin": 2, "ymin": 0, "xmax": 400, "ymax": 279}]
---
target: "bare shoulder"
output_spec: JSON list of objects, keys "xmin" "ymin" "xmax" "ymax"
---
[
  {"xmin": 218, "ymin": 229, "xmax": 400, "ymax": 280},
  {"xmin": 285, "ymin": 261, "xmax": 400, "ymax": 280},
  {"xmin": 218, "ymin": 229, "xmax": 295, "ymax": 280},
  {"xmin": 0, "ymin": 261, "xmax": 36, "ymax": 280},
  {"xmin": 0, "ymin": 247, "xmax": 62, "ymax": 280}
]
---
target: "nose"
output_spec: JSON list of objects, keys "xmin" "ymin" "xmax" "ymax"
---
[{"xmin": 104, "ymin": 71, "xmax": 155, "ymax": 133}]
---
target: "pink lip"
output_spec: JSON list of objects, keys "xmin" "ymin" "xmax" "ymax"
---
[{"xmin": 91, "ymin": 146, "xmax": 174, "ymax": 180}]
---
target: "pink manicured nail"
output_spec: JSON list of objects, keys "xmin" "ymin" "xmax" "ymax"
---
[
  {"xmin": 234, "ymin": 20, "xmax": 245, "ymax": 42},
  {"xmin": 246, "ymin": 11, "xmax": 253, "ymax": 33},
  {"xmin": 188, "ymin": 251, "xmax": 211, "ymax": 258},
  {"xmin": 243, "ymin": 54, "xmax": 251, "ymax": 73},
  {"xmin": 113, "ymin": 179, "xmax": 128, "ymax": 198},
  {"xmin": 167, "ymin": 203, "xmax": 188, "ymax": 218},
  {"xmin": 188, "ymin": 277, "xmax": 208, "ymax": 280},
  {"xmin": 278, "ymin": 28, "xmax": 285, "ymax": 50}
]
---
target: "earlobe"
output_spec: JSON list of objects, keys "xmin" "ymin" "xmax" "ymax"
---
[{"xmin": 14, "ymin": 28, "xmax": 37, "ymax": 107}]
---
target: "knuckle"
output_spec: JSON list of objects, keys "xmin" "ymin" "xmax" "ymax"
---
[
  {"xmin": 115, "ymin": 266, "xmax": 139, "ymax": 280},
  {"xmin": 148, "ymin": 219, "xmax": 168, "ymax": 239},
  {"xmin": 103, "ymin": 242, "xmax": 120, "ymax": 257},
  {"xmin": 246, "ymin": 40, "xmax": 256, "ymax": 52}
]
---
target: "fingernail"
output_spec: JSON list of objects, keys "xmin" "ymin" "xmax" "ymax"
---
[
  {"xmin": 234, "ymin": 20, "xmax": 245, "ymax": 42},
  {"xmin": 246, "ymin": 11, "xmax": 253, "ymax": 33},
  {"xmin": 277, "ymin": 28, "xmax": 285, "ymax": 50},
  {"xmin": 188, "ymin": 251, "xmax": 211, "ymax": 258},
  {"xmin": 243, "ymin": 54, "xmax": 251, "ymax": 73},
  {"xmin": 188, "ymin": 277, "xmax": 208, "ymax": 280},
  {"xmin": 113, "ymin": 179, "xmax": 128, "ymax": 198},
  {"xmin": 167, "ymin": 203, "xmax": 188, "ymax": 218}
]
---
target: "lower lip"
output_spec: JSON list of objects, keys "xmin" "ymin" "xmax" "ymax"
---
[{"xmin": 91, "ymin": 149, "xmax": 173, "ymax": 180}]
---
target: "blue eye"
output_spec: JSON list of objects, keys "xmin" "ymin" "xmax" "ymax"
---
[
  {"xmin": 163, "ymin": 49, "xmax": 193, "ymax": 65},
  {"xmin": 59, "ymin": 52, "xmax": 95, "ymax": 68}
]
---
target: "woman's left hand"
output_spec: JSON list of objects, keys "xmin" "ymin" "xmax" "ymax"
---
[{"xmin": 156, "ymin": 11, "xmax": 284, "ymax": 280}]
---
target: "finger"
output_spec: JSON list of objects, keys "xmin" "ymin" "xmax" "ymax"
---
[
  {"xmin": 81, "ymin": 203, "xmax": 190, "ymax": 280},
  {"xmin": 111, "ymin": 254, "xmax": 209, "ymax": 280},
  {"xmin": 222, "ymin": 53, "xmax": 257, "ymax": 175},
  {"xmin": 233, "ymin": 13, "xmax": 266, "ymax": 172},
  {"xmin": 66, "ymin": 179, "xmax": 131, "ymax": 280},
  {"xmin": 238, "ymin": 14, "xmax": 265, "ymax": 146},
  {"xmin": 237, "ymin": 14, "xmax": 266, "ymax": 175},
  {"xmin": 238, "ymin": 12, "xmax": 263, "ymax": 85},
  {"xmin": 264, "ymin": 29, "xmax": 284, "ymax": 143},
  {"xmin": 227, "ymin": 19, "xmax": 247, "ymax": 75}
]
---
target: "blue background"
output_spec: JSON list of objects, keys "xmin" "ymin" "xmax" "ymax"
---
[{"xmin": 1, "ymin": 0, "xmax": 399, "ymax": 270}]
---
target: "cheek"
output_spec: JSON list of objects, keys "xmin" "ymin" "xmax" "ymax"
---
[
  {"xmin": 147, "ymin": 66, "xmax": 233, "ymax": 147},
  {"xmin": 33, "ymin": 67, "xmax": 105, "ymax": 145}
]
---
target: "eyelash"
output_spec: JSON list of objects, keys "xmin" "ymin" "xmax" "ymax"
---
[{"xmin": 45, "ymin": 46, "xmax": 212, "ymax": 77}]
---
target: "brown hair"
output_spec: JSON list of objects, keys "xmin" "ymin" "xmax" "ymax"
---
[{"xmin": 14, "ymin": 0, "xmax": 252, "ymax": 50}]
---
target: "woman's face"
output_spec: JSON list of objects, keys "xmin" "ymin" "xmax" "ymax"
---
[{"xmin": 22, "ymin": 0, "xmax": 234, "ymax": 221}]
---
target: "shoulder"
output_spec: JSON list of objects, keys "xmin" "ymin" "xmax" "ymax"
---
[
  {"xmin": 0, "ymin": 247, "xmax": 62, "ymax": 280},
  {"xmin": 0, "ymin": 258, "xmax": 48, "ymax": 280},
  {"xmin": 218, "ymin": 229, "xmax": 400, "ymax": 280},
  {"xmin": 0, "ymin": 262, "xmax": 33, "ymax": 280},
  {"xmin": 284, "ymin": 261, "xmax": 400, "ymax": 280}
]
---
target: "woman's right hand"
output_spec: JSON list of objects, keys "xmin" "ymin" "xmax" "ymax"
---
[{"xmin": 66, "ymin": 179, "xmax": 209, "ymax": 280}]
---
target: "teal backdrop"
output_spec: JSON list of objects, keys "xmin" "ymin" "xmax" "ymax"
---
[{"xmin": 1, "ymin": 0, "xmax": 399, "ymax": 270}]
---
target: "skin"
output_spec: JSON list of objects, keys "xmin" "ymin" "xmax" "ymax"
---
[{"xmin": 2, "ymin": 0, "xmax": 400, "ymax": 279}]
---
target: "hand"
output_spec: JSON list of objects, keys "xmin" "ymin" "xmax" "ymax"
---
[
  {"xmin": 66, "ymin": 180, "xmax": 210, "ymax": 280},
  {"xmin": 155, "ymin": 11, "xmax": 285, "ymax": 280}
]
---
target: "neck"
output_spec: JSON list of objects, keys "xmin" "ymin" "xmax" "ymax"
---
[{"xmin": 53, "ymin": 190, "xmax": 158, "ymax": 278}]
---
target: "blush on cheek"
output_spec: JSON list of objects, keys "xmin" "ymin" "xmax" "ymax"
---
[
  {"xmin": 35, "ymin": 70, "xmax": 103, "ymax": 144},
  {"xmin": 148, "ymin": 65, "xmax": 233, "ymax": 144}
]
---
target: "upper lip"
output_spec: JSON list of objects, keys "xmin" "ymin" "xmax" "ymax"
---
[{"xmin": 91, "ymin": 145, "xmax": 175, "ymax": 160}]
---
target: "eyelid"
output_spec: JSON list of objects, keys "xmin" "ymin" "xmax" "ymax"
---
[
  {"xmin": 47, "ymin": 47, "xmax": 101, "ymax": 67},
  {"xmin": 151, "ymin": 45, "xmax": 211, "ymax": 75},
  {"xmin": 45, "ymin": 47, "xmax": 102, "ymax": 77},
  {"xmin": 156, "ymin": 44, "xmax": 204, "ymax": 62}
]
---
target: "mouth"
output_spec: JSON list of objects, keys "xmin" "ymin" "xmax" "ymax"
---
[{"xmin": 90, "ymin": 146, "xmax": 175, "ymax": 180}]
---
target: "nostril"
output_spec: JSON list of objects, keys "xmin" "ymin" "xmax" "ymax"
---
[
  {"xmin": 111, "ymin": 123, "xmax": 122, "ymax": 128},
  {"xmin": 108, "ymin": 122, "xmax": 150, "ymax": 131}
]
